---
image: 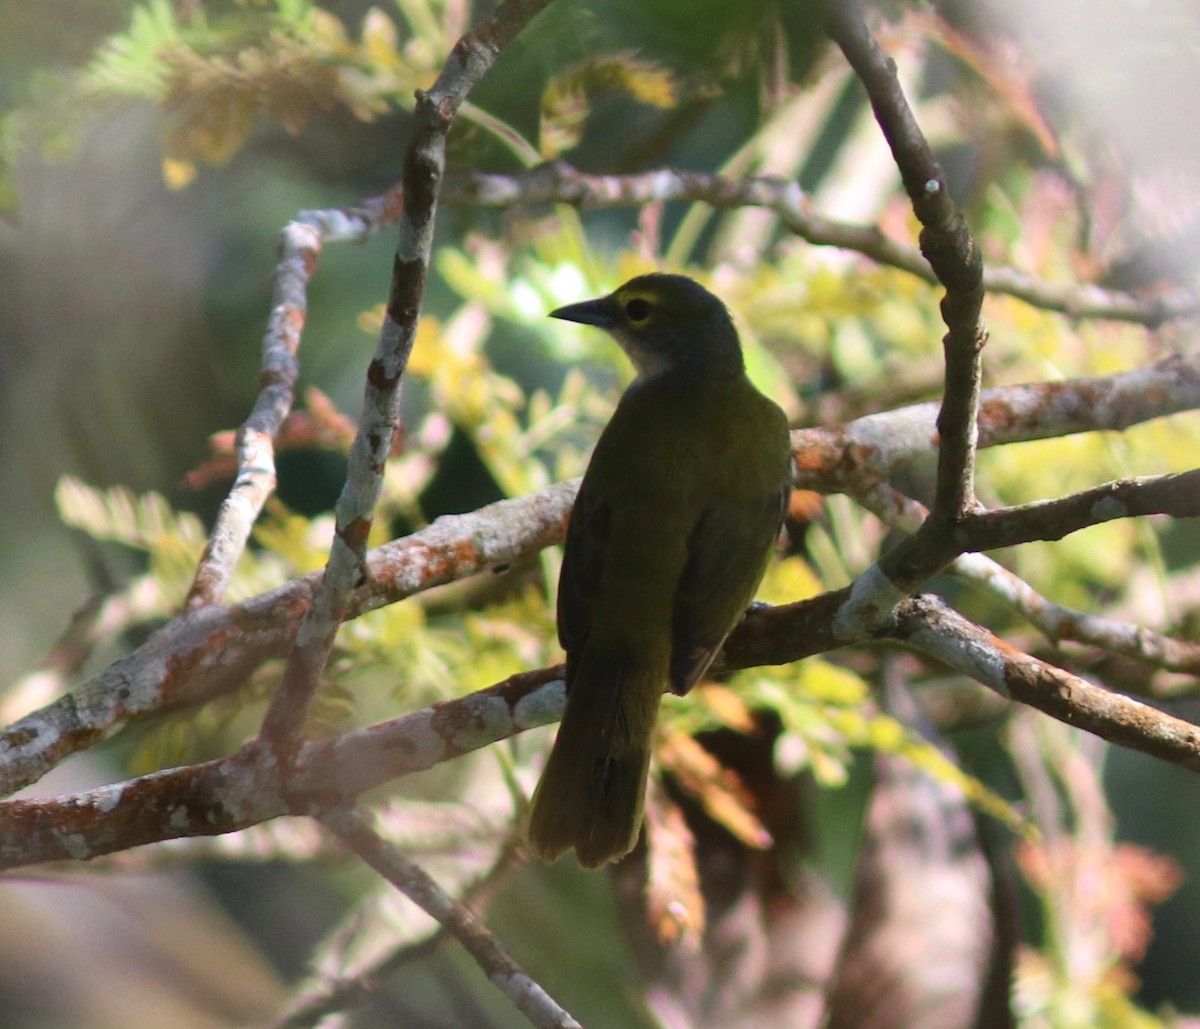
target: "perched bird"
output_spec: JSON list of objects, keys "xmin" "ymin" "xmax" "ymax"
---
[{"xmin": 526, "ymin": 273, "xmax": 793, "ymax": 868}]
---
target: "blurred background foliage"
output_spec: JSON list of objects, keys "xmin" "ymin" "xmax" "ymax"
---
[{"xmin": 2, "ymin": 0, "xmax": 1200, "ymax": 1026}]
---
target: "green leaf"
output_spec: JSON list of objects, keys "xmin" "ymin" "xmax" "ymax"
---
[
  {"xmin": 55, "ymin": 476, "xmax": 208, "ymax": 604},
  {"xmin": 55, "ymin": 476, "xmax": 206, "ymax": 558}
]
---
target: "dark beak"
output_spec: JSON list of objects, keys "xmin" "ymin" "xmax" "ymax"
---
[{"xmin": 549, "ymin": 296, "xmax": 615, "ymax": 328}]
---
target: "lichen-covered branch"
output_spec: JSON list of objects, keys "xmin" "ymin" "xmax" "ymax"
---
[
  {"xmin": 960, "ymin": 470, "xmax": 1200, "ymax": 550},
  {"xmin": 853, "ymin": 482, "xmax": 1200, "ymax": 676},
  {"xmin": 0, "ymin": 483, "xmax": 575, "ymax": 799},
  {"xmin": 8, "ymin": 348, "xmax": 1200, "ymax": 797},
  {"xmin": 826, "ymin": 0, "xmax": 986, "ymax": 537},
  {"xmin": 956, "ymin": 552, "xmax": 1200, "ymax": 676},
  {"xmin": 0, "ymin": 667, "xmax": 563, "ymax": 870},
  {"xmin": 183, "ymin": 194, "xmax": 405, "ymax": 610},
  {"xmin": 793, "ymin": 352, "xmax": 1200, "ymax": 492},
  {"xmin": 258, "ymin": 0, "xmax": 555, "ymax": 758},
  {"xmin": 7, "ymin": 583, "xmax": 1200, "ymax": 872},
  {"xmin": 891, "ymin": 596, "xmax": 1200, "ymax": 773}
]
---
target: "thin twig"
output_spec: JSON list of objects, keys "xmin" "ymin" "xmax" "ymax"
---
[
  {"xmin": 828, "ymin": 0, "xmax": 986, "ymax": 525},
  {"xmin": 0, "ymin": 482, "xmax": 574, "ymax": 799},
  {"xmin": 184, "ymin": 194, "xmax": 405, "ymax": 610},
  {"xmin": 891, "ymin": 595, "xmax": 1200, "ymax": 773},
  {"xmin": 853, "ymin": 482, "xmax": 1200, "ymax": 675},
  {"xmin": 257, "ymin": 0, "xmax": 556, "ymax": 759},
  {"xmin": 272, "ymin": 837, "xmax": 527, "ymax": 1029},
  {"xmin": 318, "ymin": 807, "xmax": 581, "ymax": 1029},
  {"xmin": 440, "ymin": 163, "xmax": 1199, "ymax": 325}
]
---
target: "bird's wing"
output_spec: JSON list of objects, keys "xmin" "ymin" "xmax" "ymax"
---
[
  {"xmin": 556, "ymin": 477, "xmax": 611, "ymax": 672},
  {"xmin": 668, "ymin": 486, "xmax": 788, "ymax": 696}
]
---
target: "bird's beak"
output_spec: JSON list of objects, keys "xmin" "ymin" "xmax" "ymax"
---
[{"xmin": 549, "ymin": 296, "xmax": 616, "ymax": 328}]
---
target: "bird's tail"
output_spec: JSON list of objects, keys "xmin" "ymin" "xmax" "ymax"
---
[{"xmin": 526, "ymin": 651, "xmax": 662, "ymax": 868}]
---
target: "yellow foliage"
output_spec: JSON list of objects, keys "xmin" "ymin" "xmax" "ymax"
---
[
  {"xmin": 539, "ymin": 54, "xmax": 677, "ymax": 159},
  {"xmin": 757, "ymin": 555, "xmax": 825, "ymax": 605},
  {"xmin": 161, "ymin": 156, "xmax": 198, "ymax": 189},
  {"xmin": 253, "ymin": 501, "xmax": 335, "ymax": 573}
]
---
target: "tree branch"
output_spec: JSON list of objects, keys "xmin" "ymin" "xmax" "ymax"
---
[
  {"xmin": 257, "ymin": 0, "xmax": 555, "ymax": 759},
  {"xmin": 891, "ymin": 595, "xmax": 1200, "ymax": 774},
  {"xmin": 318, "ymin": 807, "xmax": 581, "ymax": 1029},
  {"xmin": 853, "ymin": 482, "xmax": 1200, "ymax": 676},
  {"xmin": 959, "ymin": 470, "xmax": 1200, "ymax": 550},
  {"xmin": 827, "ymin": 0, "xmax": 986, "ymax": 525},
  {"xmin": 271, "ymin": 836, "xmax": 525, "ymax": 1029},
  {"xmin": 0, "ymin": 484, "xmax": 575, "ymax": 798},
  {"xmin": 7, "ymin": 581, "xmax": 1200, "ymax": 872},
  {"xmin": 957, "ymin": 551, "xmax": 1200, "ymax": 676},
  {"xmin": 793, "ymin": 352, "xmax": 1200, "ymax": 491},
  {"xmin": 183, "ymin": 193, "xmax": 404, "ymax": 610},
  {"xmin": 8, "ymin": 348, "xmax": 1200, "ymax": 797},
  {"xmin": 0, "ymin": 666, "xmax": 563, "ymax": 870},
  {"xmin": 440, "ymin": 164, "xmax": 1198, "ymax": 326}
]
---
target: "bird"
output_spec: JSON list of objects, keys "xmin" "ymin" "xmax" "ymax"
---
[{"xmin": 526, "ymin": 273, "xmax": 793, "ymax": 868}]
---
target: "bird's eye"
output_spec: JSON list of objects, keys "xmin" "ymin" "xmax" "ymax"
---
[{"xmin": 624, "ymin": 298, "xmax": 652, "ymax": 323}]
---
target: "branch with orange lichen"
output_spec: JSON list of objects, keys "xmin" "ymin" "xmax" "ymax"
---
[
  {"xmin": 256, "ymin": 0, "xmax": 558, "ymax": 763},
  {"xmin": 6, "ymin": 584, "xmax": 1200, "ymax": 874},
  {"xmin": 6, "ymin": 351, "xmax": 1200, "ymax": 800},
  {"xmin": 0, "ymin": 482, "xmax": 575, "ymax": 798},
  {"xmin": 13, "ymin": 3, "xmax": 1200, "ymax": 1028}
]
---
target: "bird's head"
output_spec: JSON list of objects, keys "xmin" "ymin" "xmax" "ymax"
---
[{"xmin": 550, "ymin": 273, "xmax": 744, "ymax": 379}]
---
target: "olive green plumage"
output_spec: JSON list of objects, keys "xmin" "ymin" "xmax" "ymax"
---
[{"xmin": 526, "ymin": 273, "xmax": 793, "ymax": 868}]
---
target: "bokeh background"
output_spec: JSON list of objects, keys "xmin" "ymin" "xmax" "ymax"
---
[{"xmin": 3, "ymin": 1, "xmax": 1200, "ymax": 1025}]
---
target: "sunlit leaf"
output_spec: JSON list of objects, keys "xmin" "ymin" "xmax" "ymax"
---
[
  {"xmin": 539, "ymin": 53, "xmax": 676, "ymax": 159},
  {"xmin": 692, "ymin": 683, "xmax": 756, "ymax": 733},
  {"xmin": 657, "ymin": 727, "xmax": 771, "ymax": 849},
  {"xmin": 55, "ymin": 477, "xmax": 206, "ymax": 598}
]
